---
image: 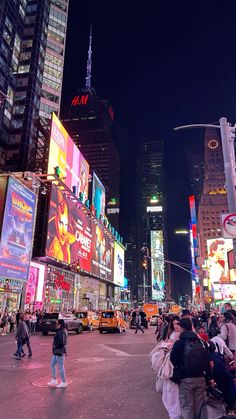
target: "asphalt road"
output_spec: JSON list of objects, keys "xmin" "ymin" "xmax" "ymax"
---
[{"xmin": 0, "ymin": 325, "xmax": 168, "ymax": 419}]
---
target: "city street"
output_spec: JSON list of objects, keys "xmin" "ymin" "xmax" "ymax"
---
[{"xmin": 0, "ymin": 326, "xmax": 168, "ymax": 419}]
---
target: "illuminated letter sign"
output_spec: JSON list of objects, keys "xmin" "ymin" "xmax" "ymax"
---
[{"xmin": 71, "ymin": 95, "xmax": 89, "ymax": 107}]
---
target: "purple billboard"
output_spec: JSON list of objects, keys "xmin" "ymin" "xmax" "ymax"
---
[{"xmin": 0, "ymin": 177, "xmax": 37, "ymax": 281}]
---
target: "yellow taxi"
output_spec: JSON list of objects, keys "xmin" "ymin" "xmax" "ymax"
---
[
  {"xmin": 99, "ymin": 310, "xmax": 127, "ymax": 334},
  {"xmin": 76, "ymin": 311, "xmax": 100, "ymax": 331}
]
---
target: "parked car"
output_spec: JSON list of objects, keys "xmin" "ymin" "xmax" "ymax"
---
[
  {"xmin": 150, "ymin": 315, "xmax": 158, "ymax": 326},
  {"xmin": 99, "ymin": 310, "xmax": 127, "ymax": 333},
  {"xmin": 38, "ymin": 312, "xmax": 83, "ymax": 335},
  {"xmin": 76, "ymin": 311, "xmax": 99, "ymax": 331}
]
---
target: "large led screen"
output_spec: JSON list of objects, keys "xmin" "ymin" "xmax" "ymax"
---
[
  {"xmin": 212, "ymin": 283, "xmax": 236, "ymax": 301},
  {"xmin": 91, "ymin": 224, "xmax": 113, "ymax": 281},
  {"xmin": 92, "ymin": 172, "xmax": 106, "ymax": 218},
  {"xmin": 48, "ymin": 113, "xmax": 90, "ymax": 202},
  {"xmin": 46, "ymin": 185, "xmax": 93, "ymax": 272},
  {"xmin": 150, "ymin": 230, "xmax": 165, "ymax": 301},
  {"xmin": 0, "ymin": 177, "xmax": 36, "ymax": 281},
  {"xmin": 207, "ymin": 238, "xmax": 236, "ymax": 283},
  {"xmin": 113, "ymin": 242, "xmax": 124, "ymax": 286}
]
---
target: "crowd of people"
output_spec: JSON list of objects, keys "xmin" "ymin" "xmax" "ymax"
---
[
  {"xmin": 151, "ymin": 302, "xmax": 236, "ymax": 419},
  {"xmin": 0, "ymin": 309, "xmax": 40, "ymax": 335}
]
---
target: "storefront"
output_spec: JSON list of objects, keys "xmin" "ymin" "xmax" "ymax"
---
[
  {"xmin": 79, "ymin": 276, "xmax": 100, "ymax": 310},
  {"xmin": 0, "ymin": 279, "xmax": 23, "ymax": 311},
  {"xmin": 44, "ymin": 265, "xmax": 76, "ymax": 312}
]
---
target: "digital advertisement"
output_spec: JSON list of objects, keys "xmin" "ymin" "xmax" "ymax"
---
[
  {"xmin": 46, "ymin": 185, "xmax": 93, "ymax": 273},
  {"xmin": 92, "ymin": 172, "xmax": 106, "ymax": 218},
  {"xmin": 0, "ymin": 177, "xmax": 36, "ymax": 281},
  {"xmin": 91, "ymin": 224, "xmax": 113, "ymax": 281},
  {"xmin": 207, "ymin": 237, "xmax": 236, "ymax": 283},
  {"xmin": 150, "ymin": 230, "xmax": 165, "ymax": 301},
  {"xmin": 48, "ymin": 113, "xmax": 90, "ymax": 202},
  {"xmin": 113, "ymin": 242, "xmax": 124, "ymax": 286}
]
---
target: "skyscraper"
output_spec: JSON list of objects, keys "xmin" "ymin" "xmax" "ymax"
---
[
  {"xmin": 0, "ymin": 0, "xmax": 69, "ymax": 171},
  {"xmin": 132, "ymin": 139, "xmax": 168, "ymax": 301},
  {"xmin": 61, "ymin": 26, "xmax": 120, "ymax": 229},
  {"xmin": 197, "ymin": 128, "xmax": 228, "ymax": 260}
]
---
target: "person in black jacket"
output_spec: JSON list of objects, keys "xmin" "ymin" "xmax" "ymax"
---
[
  {"xmin": 170, "ymin": 318, "xmax": 210, "ymax": 419},
  {"xmin": 48, "ymin": 319, "xmax": 68, "ymax": 388}
]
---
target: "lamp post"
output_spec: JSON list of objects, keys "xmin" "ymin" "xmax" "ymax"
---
[{"xmin": 140, "ymin": 246, "xmax": 150, "ymax": 303}]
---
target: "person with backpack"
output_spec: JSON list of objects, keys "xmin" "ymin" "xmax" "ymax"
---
[{"xmin": 170, "ymin": 318, "xmax": 210, "ymax": 419}]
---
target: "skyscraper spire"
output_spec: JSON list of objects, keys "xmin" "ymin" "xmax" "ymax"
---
[{"xmin": 85, "ymin": 24, "xmax": 93, "ymax": 92}]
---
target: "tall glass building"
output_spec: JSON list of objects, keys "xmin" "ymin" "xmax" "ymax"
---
[{"xmin": 0, "ymin": 0, "xmax": 69, "ymax": 171}]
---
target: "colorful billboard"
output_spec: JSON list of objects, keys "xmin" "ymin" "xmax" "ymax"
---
[
  {"xmin": 25, "ymin": 262, "xmax": 45, "ymax": 307},
  {"xmin": 113, "ymin": 242, "xmax": 124, "ymax": 286},
  {"xmin": 92, "ymin": 172, "xmax": 106, "ymax": 219},
  {"xmin": 212, "ymin": 283, "xmax": 236, "ymax": 301},
  {"xmin": 150, "ymin": 230, "xmax": 165, "ymax": 301},
  {"xmin": 46, "ymin": 185, "xmax": 93, "ymax": 273},
  {"xmin": 207, "ymin": 238, "xmax": 236, "ymax": 283},
  {"xmin": 0, "ymin": 177, "xmax": 36, "ymax": 281},
  {"xmin": 48, "ymin": 113, "xmax": 90, "ymax": 202},
  {"xmin": 91, "ymin": 224, "xmax": 113, "ymax": 281}
]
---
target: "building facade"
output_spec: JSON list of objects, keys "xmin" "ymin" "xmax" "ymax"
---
[
  {"xmin": 197, "ymin": 128, "xmax": 228, "ymax": 260},
  {"xmin": 0, "ymin": 0, "xmax": 69, "ymax": 172},
  {"xmin": 132, "ymin": 139, "xmax": 168, "ymax": 301}
]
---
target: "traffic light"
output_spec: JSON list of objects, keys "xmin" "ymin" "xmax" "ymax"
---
[
  {"xmin": 150, "ymin": 194, "xmax": 158, "ymax": 203},
  {"xmin": 54, "ymin": 166, "xmax": 61, "ymax": 177},
  {"xmin": 45, "ymin": 288, "xmax": 49, "ymax": 297}
]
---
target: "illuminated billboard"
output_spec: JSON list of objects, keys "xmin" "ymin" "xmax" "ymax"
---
[
  {"xmin": 46, "ymin": 185, "xmax": 93, "ymax": 272},
  {"xmin": 113, "ymin": 242, "xmax": 124, "ymax": 286},
  {"xmin": 207, "ymin": 238, "xmax": 236, "ymax": 283},
  {"xmin": 91, "ymin": 224, "xmax": 113, "ymax": 282},
  {"xmin": 212, "ymin": 283, "xmax": 236, "ymax": 301},
  {"xmin": 0, "ymin": 177, "xmax": 36, "ymax": 281},
  {"xmin": 150, "ymin": 231, "xmax": 165, "ymax": 301},
  {"xmin": 25, "ymin": 262, "xmax": 45, "ymax": 307},
  {"xmin": 48, "ymin": 113, "xmax": 89, "ymax": 202},
  {"xmin": 92, "ymin": 172, "xmax": 106, "ymax": 219}
]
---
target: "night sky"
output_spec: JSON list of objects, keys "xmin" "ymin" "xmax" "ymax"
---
[{"xmin": 62, "ymin": 0, "xmax": 236, "ymax": 297}]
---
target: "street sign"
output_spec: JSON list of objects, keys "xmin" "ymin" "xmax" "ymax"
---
[{"xmin": 221, "ymin": 213, "xmax": 236, "ymax": 238}]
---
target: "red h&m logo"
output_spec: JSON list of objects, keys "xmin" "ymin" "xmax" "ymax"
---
[{"xmin": 71, "ymin": 95, "xmax": 89, "ymax": 106}]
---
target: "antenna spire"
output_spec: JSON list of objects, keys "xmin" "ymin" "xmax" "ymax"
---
[{"xmin": 85, "ymin": 24, "xmax": 93, "ymax": 92}]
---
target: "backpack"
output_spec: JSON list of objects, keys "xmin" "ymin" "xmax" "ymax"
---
[{"xmin": 183, "ymin": 337, "xmax": 209, "ymax": 375}]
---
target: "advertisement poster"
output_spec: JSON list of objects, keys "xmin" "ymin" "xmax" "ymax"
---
[
  {"xmin": 46, "ymin": 185, "xmax": 92, "ymax": 273},
  {"xmin": 0, "ymin": 177, "xmax": 36, "ymax": 281},
  {"xmin": 207, "ymin": 238, "xmax": 236, "ymax": 283},
  {"xmin": 92, "ymin": 172, "xmax": 106, "ymax": 218},
  {"xmin": 113, "ymin": 242, "xmax": 124, "ymax": 286},
  {"xmin": 150, "ymin": 231, "xmax": 165, "ymax": 301},
  {"xmin": 212, "ymin": 283, "xmax": 236, "ymax": 301},
  {"xmin": 48, "ymin": 113, "xmax": 90, "ymax": 202},
  {"xmin": 91, "ymin": 224, "xmax": 113, "ymax": 281}
]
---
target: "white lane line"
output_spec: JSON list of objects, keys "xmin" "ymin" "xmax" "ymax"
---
[{"xmin": 97, "ymin": 344, "xmax": 147, "ymax": 357}]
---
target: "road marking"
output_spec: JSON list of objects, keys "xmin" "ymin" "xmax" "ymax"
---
[
  {"xmin": 97, "ymin": 344, "xmax": 147, "ymax": 357},
  {"xmin": 32, "ymin": 378, "xmax": 72, "ymax": 388}
]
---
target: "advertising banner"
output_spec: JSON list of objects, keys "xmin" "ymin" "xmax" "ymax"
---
[
  {"xmin": 113, "ymin": 242, "xmax": 124, "ymax": 286},
  {"xmin": 92, "ymin": 172, "xmax": 106, "ymax": 218},
  {"xmin": 150, "ymin": 230, "xmax": 165, "ymax": 301},
  {"xmin": 46, "ymin": 185, "xmax": 93, "ymax": 273},
  {"xmin": 48, "ymin": 113, "xmax": 90, "ymax": 202},
  {"xmin": 221, "ymin": 213, "xmax": 236, "ymax": 239},
  {"xmin": 207, "ymin": 238, "xmax": 236, "ymax": 283},
  {"xmin": 91, "ymin": 224, "xmax": 113, "ymax": 281},
  {"xmin": 212, "ymin": 283, "xmax": 236, "ymax": 301},
  {"xmin": 0, "ymin": 177, "xmax": 36, "ymax": 281}
]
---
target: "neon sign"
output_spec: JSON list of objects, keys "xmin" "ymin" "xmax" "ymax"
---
[{"xmin": 71, "ymin": 95, "xmax": 89, "ymax": 107}]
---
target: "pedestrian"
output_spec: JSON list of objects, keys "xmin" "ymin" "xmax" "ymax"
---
[
  {"xmin": 208, "ymin": 315, "xmax": 220, "ymax": 339},
  {"xmin": 23, "ymin": 314, "xmax": 32, "ymax": 357},
  {"xmin": 1, "ymin": 310, "xmax": 8, "ymax": 335},
  {"xmin": 219, "ymin": 311, "xmax": 236, "ymax": 352},
  {"xmin": 48, "ymin": 319, "xmax": 68, "ymax": 388},
  {"xmin": 197, "ymin": 325, "xmax": 209, "ymax": 342},
  {"xmin": 16, "ymin": 310, "xmax": 21, "ymax": 328},
  {"xmin": 9, "ymin": 312, "xmax": 15, "ymax": 333},
  {"xmin": 170, "ymin": 317, "xmax": 210, "ymax": 419},
  {"xmin": 134, "ymin": 310, "xmax": 144, "ymax": 334},
  {"xmin": 155, "ymin": 315, "xmax": 164, "ymax": 341},
  {"xmin": 12, "ymin": 315, "xmax": 29, "ymax": 359}
]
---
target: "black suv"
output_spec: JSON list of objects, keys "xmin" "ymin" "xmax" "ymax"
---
[{"xmin": 38, "ymin": 312, "xmax": 83, "ymax": 335}]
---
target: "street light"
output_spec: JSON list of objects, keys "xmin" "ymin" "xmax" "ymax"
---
[{"xmin": 140, "ymin": 246, "xmax": 150, "ymax": 303}]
